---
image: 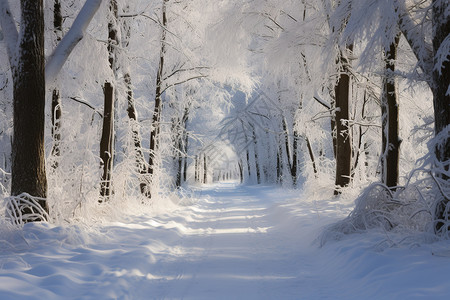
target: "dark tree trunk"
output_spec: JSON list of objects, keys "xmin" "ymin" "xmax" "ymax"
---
[
  {"xmin": 10, "ymin": 0, "xmax": 48, "ymax": 221},
  {"xmin": 353, "ymin": 90, "xmax": 369, "ymax": 173},
  {"xmin": 203, "ymin": 154, "xmax": 207, "ymax": 184},
  {"xmin": 175, "ymin": 106, "xmax": 189, "ymax": 187},
  {"xmin": 282, "ymin": 118, "xmax": 293, "ymax": 172},
  {"xmin": 240, "ymin": 120, "xmax": 251, "ymax": 179},
  {"xmin": 194, "ymin": 155, "xmax": 199, "ymax": 182},
  {"xmin": 381, "ymin": 35, "xmax": 401, "ymax": 188},
  {"xmin": 251, "ymin": 125, "xmax": 261, "ymax": 184},
  {"xmin": 432, "ymin": 0, "xmax": 450, "ymax": 232},
  {"xmin": 99, "ymin": 0, "xmax": 118, "ymax": 201},
  {"xmin": 175, "ymin": 118, "xmax": 183, "ymax": 188},
  {"xmin": 291, "ymin": 130, "xmax": 299, "ymax": 186},
  {"xmin": 183, "ymin": 132, "xmax": 188, "ymax": 183},
  {"xmin": 147, "ymin": 0, "xmax": 168, "ymax": 197},
  {"xmin": 334, "ymin": 47, "xmax": 353, "ymax": 195},
  {"xmin": 99, "ymin": 82, "xmax": 114, "ymax": 200},
  {"xmin": 276, "ymin": 144, "xmax": 282, "ymax": 184},
  {"xmin": 432, "ymin": 1, "xmax": 450, "ymax": 166},
  {"xmin": 238, "ymin": 160, "xmax": 243, "ymax": 183}
]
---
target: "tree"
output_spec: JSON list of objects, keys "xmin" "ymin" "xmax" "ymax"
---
[
  {"xmin": 145, "ymin": 0, "xmax": 168, "ymax": 198},
  {"xmin": 7, "ymin": 0, "xmax": 48, "ymax": 221},
  {"xmin": 381, "ymin": 34, "xmax": 401, "ymax": 188},
  {"xmin": 333, "ymin": 45, "xmax": 353, "ymax": 194},
  {"xmin": 99, "ymin": 0, "xmax": 119, "ymax": 201},
  {"xmin": 0, "ymin": 0, "xmax": 102, "ymax": 222},
  {"xmin": 395, "ymin": 0, "xmax": 449, "ymax": 231},
  {"xmin": 430, "ymin": 0, "xmax": 450, "ymax": 232}
]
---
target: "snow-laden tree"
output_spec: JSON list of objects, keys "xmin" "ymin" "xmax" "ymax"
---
[{"xmin": 0, "ymin": 0, "xmax": 101, "ymax": 223}]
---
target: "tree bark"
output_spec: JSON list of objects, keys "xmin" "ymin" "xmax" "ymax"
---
[
  {"xmin": 432, "ymin": 0, "xmax": 450, "ymax": 232},
  {"xmin": 11, "ymin": 0, "xmax": 48, "ymax": 220},
  {"xmin": 381, "ymin": 35, "xmax": 401, "ymax": 188},
  {"xmin": 334, "ymin": 46, "xmax": 353, "ymax": 195},
  {"xmin": 99, "ymin": 82, "xmax": 114, "ymax": 200}
]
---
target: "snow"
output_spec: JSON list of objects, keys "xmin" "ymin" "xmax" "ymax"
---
[{"xmin": 1, "ymin": 182, "xmax": 450, "ymax": 299}]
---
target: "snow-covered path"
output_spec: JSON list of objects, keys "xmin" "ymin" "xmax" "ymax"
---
[
  {"xmin": 151, "ymin": 183, "xmax": 308, "ymax": 299},
  {"xmin": 1, "ymin": 182, "xmax": 450, "ymax": 299}
]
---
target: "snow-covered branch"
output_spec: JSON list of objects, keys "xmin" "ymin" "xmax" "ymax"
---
[
  {"xmin": 395, "ymin": 0, "xmax": 433, "ymax": 79},
  {"xmin": 45, "ymin": 0, "xmax": 103, "ymax": 83}
]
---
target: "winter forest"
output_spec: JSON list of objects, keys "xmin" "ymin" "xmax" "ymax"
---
[{"xmin": 0, "ymin": 0, "xmax": 449, "ymax": 299}]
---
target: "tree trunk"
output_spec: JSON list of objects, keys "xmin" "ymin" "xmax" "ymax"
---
[
  {"xmin": 251, "ymin": 125, "xmax": 261, "ymax": 184},
  {"xmin": 51, "ymin": 0, "xmax": 63, "ymax": 167},
  {"xmin": 276, "ymin": 144, "xmax": 282, "ymax": 184},
  {"xmin": 183, "ymin": 132, "xmax": 188, "ymax": 183},
  {"xmin": 194, "ymin": 155, "xmax": 199, "ymax": 182},
  {"xmin": 98, "ymin": 0, "xmax": 118, "ymax": 201},
  {"xmin": 334, "ymin": 47, "xmax": 353, "ymax": 195},
  {"xmin": 175, "ymin": 118, "xmax": 183, "ymax": 188},
  {"xmin": 305, "ymin": 136, "xmax": 318, "ymax": 178},
  {"xmin": 147, "ymin": 0, "xmax": 168, "ymax": 196},
  {"xmin": 203, "ymin": 154, "xmax": 207, "ymax": 184},
  {"xmin": 181, "ymin": 106, "xmax": 189, "ymax": 184},
  {"xmin": 432, "ymin": 0, "xmax": 450, "ymax": 232},
  {"xmin": 99, "ymin": 82, "xmax": 114, "ymax": 200},
  {"xmin": 381, "ymin": 35, "xmax": 401, "ymax": 188},
  {"xmin": 291, "ymin": 130, "xmax": 299, "ymax": 186},
  {"xmin": 432, "ymin": 1, "xmax": 450, "ymax": 167},
  {"xmin": 125, "ymin": 73, "xmax": 148, "ymax": 194},
  {"xmin": 282, "ymin": 118, "xmax": 293, "ymax": 172},
  {"xmin": 238, "ymin": 160, "xmax": 243, "ymax": 183},
  {"xmin": 10, "ymin": 0, "xmax": 48, "ymax": 221},
  {"xmin": 51, "ymin": 90, "xmax": 62, "ymax": 160}
]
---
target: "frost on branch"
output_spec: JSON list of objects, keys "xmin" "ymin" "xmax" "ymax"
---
[{"xmin": 6, "ymin": 193, "xmax": 49, "ymax": 225}]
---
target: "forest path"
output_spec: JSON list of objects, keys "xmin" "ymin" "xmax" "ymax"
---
[
  {"xmin": 0, "ymin": 182, "xmax": 345, "ymax": 299},
  {"xmin": 149, "ymin": 182, "xmax": 325, "ymax": 299},
  {"xmin": 2, "ymin": 183, "xmax": 450, "ymax": 299}
]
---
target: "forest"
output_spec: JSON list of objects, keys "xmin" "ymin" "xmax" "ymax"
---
[{"xmin": 0, "ymin": 0, "xmax": 449, "ymax": 298}]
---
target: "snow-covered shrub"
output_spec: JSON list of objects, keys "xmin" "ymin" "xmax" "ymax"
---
[{"xmin": 321, "ymin": 130, "xmax": 450, "ymax": 246}]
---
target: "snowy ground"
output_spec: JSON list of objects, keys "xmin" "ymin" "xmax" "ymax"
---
[{"xmin": 1, "ymin": 182, "xmax": 450, "ymax": 299}]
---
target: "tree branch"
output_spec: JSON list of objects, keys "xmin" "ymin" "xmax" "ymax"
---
[
  {"xmin": 160, "ymin": 75, "xmax": 208, "ymax": 95},
  {"xmin": 46, "ymin": 0, "xmax": 102, "ymax": 83},
  {"xmin": 395, "ymin": 0, "xmax": 433, "ymax": 80},
  {"xmin": 68, "ymin": 97, "xmax": 103, "ymax": 118},
  {"xmin": 162, "ymin": 66, "xmax": 210, "ymax": 81}
]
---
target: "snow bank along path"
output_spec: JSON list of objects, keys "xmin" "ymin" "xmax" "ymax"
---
[{"xmin": 1, "ymin": 182, "xmax": 450, "ymax": 299}]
